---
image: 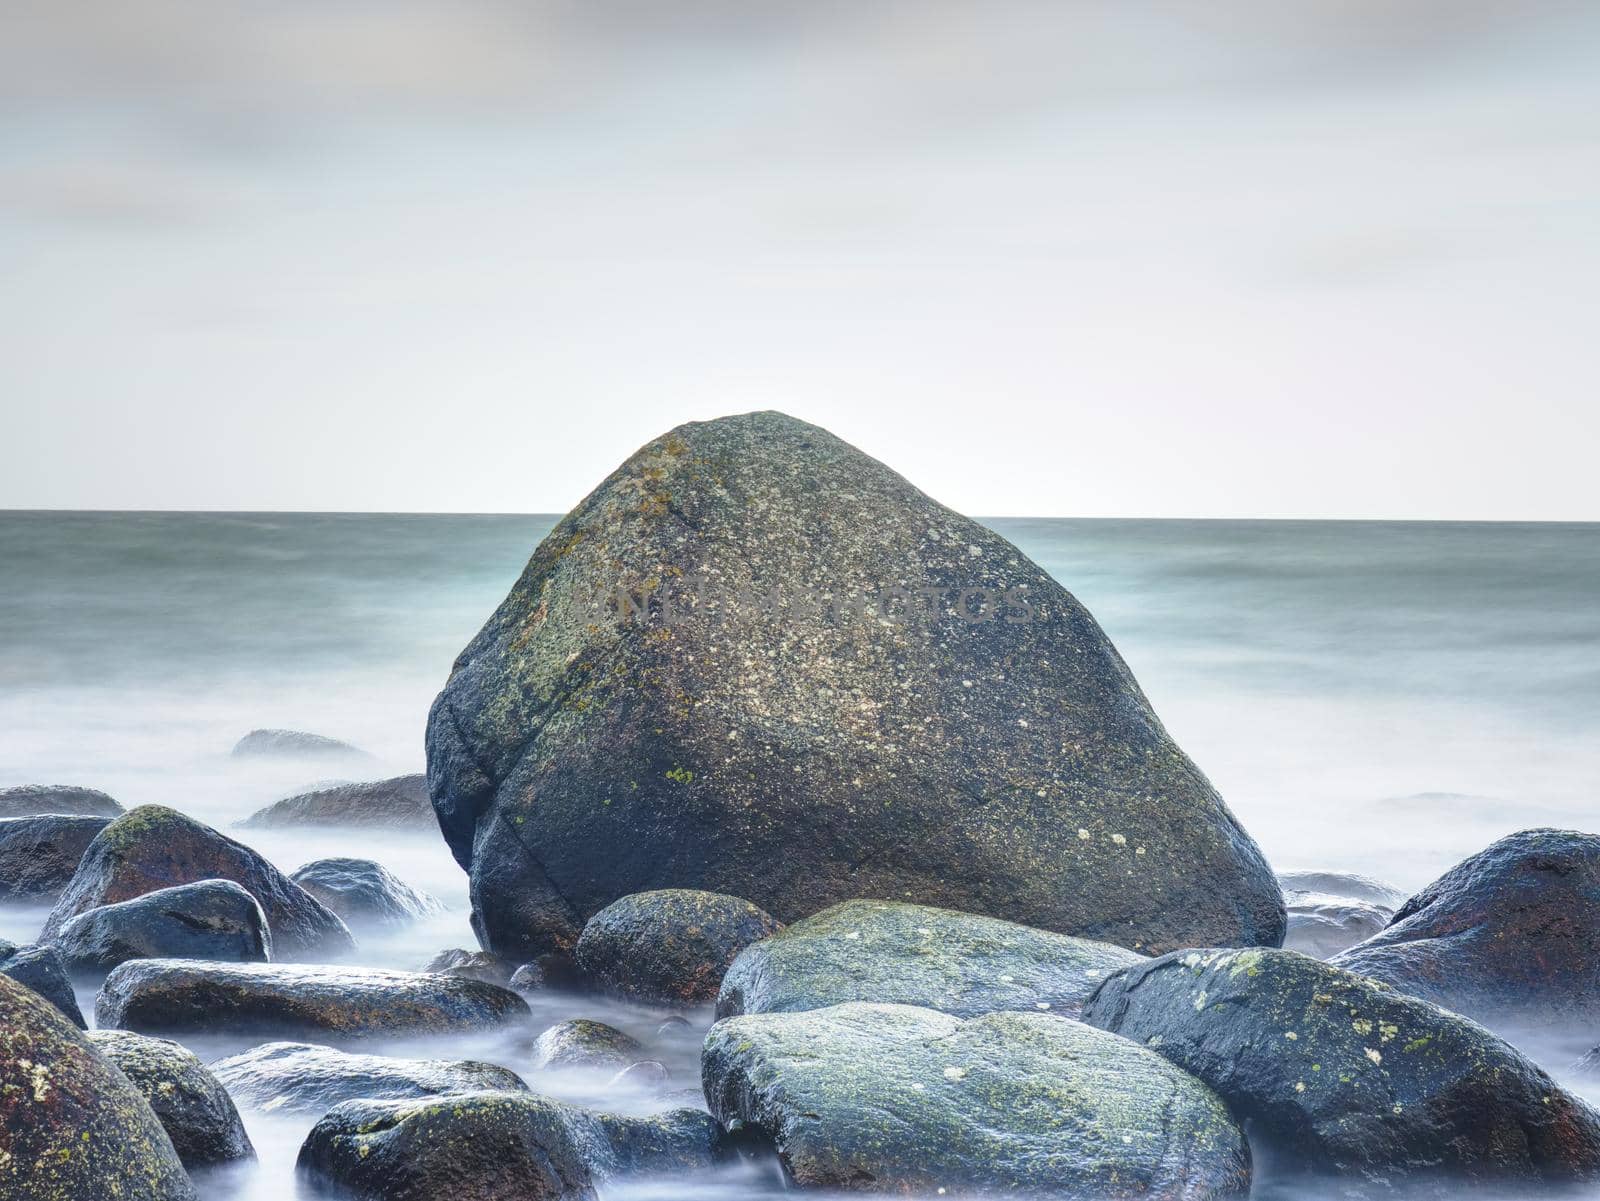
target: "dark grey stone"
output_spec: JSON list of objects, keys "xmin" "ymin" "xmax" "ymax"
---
[
  {"xmin": 0, "ymin": 814, "xmax": 112, "ymax": 900},
  {"xmin": 0, "ymin": 784, "xmax": 124, "ymax": 819},
  {"xmin": 52, "ymin": 879, "xmax": 271, "ymax": 977},
  {"xmin": 212, "ymin": 1040, "xmax": 528, "ymax": 1114},
  {"xmin": 241, "ymin": 774, "xmax": 435, "ymax": 830},
  {"xmin": 90, "ymin": 1028, "xmax": 255, "ymax": 1170},
  {"xmin": 291, "ymin": 858, "xmax": 441, "ymax": 930}
]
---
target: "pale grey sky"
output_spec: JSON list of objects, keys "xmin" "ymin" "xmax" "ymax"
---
[{"xmin": 3, "ymin": 1, "xmax": 1597, "ymax": 518}]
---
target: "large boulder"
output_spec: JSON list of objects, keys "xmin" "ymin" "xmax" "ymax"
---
[
  {"xmin": 0, "ymin": 938, "xmax": 85, "ymax": 1026},
  {"xmin": 291, "ymin": 858, "xmax": 441, "ymax": 930},
  {"xmin": 297, "ymin": 1092, "xmax": 722, "ymax": 1199},
  {"xmin": 0, "ymin": 973, "xmax": 195, "ymax": 1200},
  {"xmin": 232, "ymin": 728, "xmax": 373, "ymax": 761},
  {"xmin": 1332, "ymin": 829, "xmax": 1600, "ymax": 1030},
  {"xmin": 718, "ymin": 897, "xmax": 1142, "ymax": 1021},
  {"xmin": 1081, "ymin": 946, "xmax": 1600, "ymax": 1196},
  {"xmin": 40, "ymin": 805, "xmax": 355, "ymax": 959},
  {"xmin": 89, "ymin": 1029, "xmax": 255, "ymax": 1170},
  {"xmin": 96, "ymin": 959, "xmax": 531, "ymax": 1043},
  {"xmin": 52, "ymin": 879, "xmax": 272, "ymax": 977},
  {"xmin": 0, "ymin": 814, "xmax": 112, "ymax": 901},
  {"xmin": 575, "ymin": 888, "xmax": 781, "ymax": 1004},
  {"xmin": 426, "ymin": 412, "xmax": 1283, "ymax": 960},
  {"xmin": 703, "ymin": 1001, "xmax": 1249, "ymax": 1198},
  {"xmin": 0, "ymin": 783, "xmax": 123, "ymax": 819},
  {"xmin": 212, "ymin": 1040, "xmax": 529, "ymax": 1115},
  {"xmin": 241, "ymin": 774, "xmax": 436, "ymax": 830}
]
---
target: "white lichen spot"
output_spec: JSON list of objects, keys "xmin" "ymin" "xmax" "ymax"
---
[
  {"xmin": 844, "ymin": 931, "xmax": 860, "ymax": 940},
  {"xmin": 1017, "ymin": 719, "xmax": 1029, "ymax": 728},
  {"xmin": 1365, "ymin": 1048, "xmax": 1383, "ymax": 1066},
  {"xmin": 1122, "ymin": 1135, "xmax": 1133, "ymax": 1144},
  {"xmin": 1135, "ymin": 846, "xmax": 1146, "ymax": 856},
  {"xmin": 943, "ymin": 1066, "xmax": 968, "ymax": 1082},
  {"xmin": 1393, "ymin": 1104, "xmax": 1404, "ymax": 1114},
  {"xmin": 1111, "ymin": 833, "xmax": 1127, "ymax": 846},
  {"xmin": 1077, "ymin": 828, "xmax": 1091, "ymax": 841},
  {"xmin": 1285, "ymin": 1031, "xmax": 1298, "ymax": 1040},
  {"xmin": 968, "ymin": 545, "xmax": 982, "ymax": 557},
  {"xmin": 1182, "ymin": 952, "xmax": 1202, "ymax": 968},
  {"xmin": 1035, "ymin": 1002, "xmax": 1051, "ymax": 1010},
  {"xmin": 1036, "ymin": 789, "xmax": 1046, "ymax": 798},
  {"xmin": 911, "ymin": 1082, "xmax": 925, "ymax": 1092},
  {"xmin": 1295, "ymin": 1082, "xmax": 1306, "ymax": 1093},
  {"xmin": 999, "ymin": 974, "xmax": 1015, "ymax": 984},
  {"xmin": 1193, "ymin": 990, "xmax": 1209, "ymax": 1011}
]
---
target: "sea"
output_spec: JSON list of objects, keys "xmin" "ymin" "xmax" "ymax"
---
[{"xmin": 3, "ymin": 511, "xmax": 1599, "ymax": 1200}]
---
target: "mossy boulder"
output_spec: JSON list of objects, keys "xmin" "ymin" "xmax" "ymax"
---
[
  {"xmin": 0, "ymin": 814, "xmax": 112, "ymax": 901},
  {"xmin": 40, "ymin": 805, "xmax": 354, "ymax": 960},
  {"xmin": 96, "ymin": 959, "xmax": 531, "ymax": 1044},
  {"xmin": 211, "ymin": 1040, "xmax": 528, "ymax": 1115},
  {"xmin": 89, "ymin": 1029, "xmax": 255, "ymax": 1170},
  {"xmin": 532, "ymin": 1018, "xmax": 643, "ymax": 1072},
  {"xmin": 291, "ymin": 858, "xmax": 441, "ymax": 930},
  {"xmin": 0, "ymin": 939, "xmax": 85, "ymax": 1027},
  {"xmin": 0, "ymin": 784, "xmax": 123, "ymax": 819},
  {"xmin": 718, "ymin": 898, "xmax": 1143, "ymax": 1021},
  {"xmin": 1081, "ymin": 946, "xmax": 1600, "ymax": 1196},
  {"xmin": 575, "ymin": 888, "xmax": 781, "ymax": 1004},
  {"xmin": 703, "ymin": 1000, "xmax": 1249, "ymax": 1197},
  {"xmin": 425, "ymin": 411, "xmax": 1284, "ymax": 960},
  {"xmin": 52, "ymin": 879, "xmax": 271, "ymax": 977},
  {"xmin": 241, "ymin": 774, "xmax": 435, "ymax": 830},
  {"xmin": 1332, "ymin": 829, "xmax": 1600, "ymax": 1030},
  {"xmin": 0, "ymin": 973, "xmax": 195, "ymax": 1200},
  {"xmin": 297, "ymin": 1091, "xmax": 723, "ymax": 1200}
]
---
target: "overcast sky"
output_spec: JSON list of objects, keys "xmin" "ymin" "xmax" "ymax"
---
[{"xmin": 3, "ymin": 1, "xmax": 1597, "ymax": 518}]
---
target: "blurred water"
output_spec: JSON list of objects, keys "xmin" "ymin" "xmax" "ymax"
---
[{"xmin": 2, "ymin": 511, "xmax": 1599, "ymax": 1198}]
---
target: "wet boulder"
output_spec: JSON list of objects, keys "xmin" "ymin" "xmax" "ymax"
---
[
  {"xmin": 96, "ymin": 959, "xmax": 531, "ymax": 1044},
  {"xmin": 0, "ymin": 973, "xmax": 195, "ymax": 1200},
  {"xmin": 704, "ymin": 1000, "xmax": 1249, "ymax": 1198},
  {"xmin": 232, "ymin": 728, "xmax": 373, "ymax": 761},
  {"xmin": 0, "ymin": 783, "xmax": 123, "ymax": 819},
  {"xmin": 0, "ymin": 938, "xmax": 85, "ymax": 1026},
  {"xmin": 212, "ymin": 1040, "xmax": 528, "ymax": 1115},
  {"xmin": 423, "ymin": 947, "xmax": 517, "ymax": 985},
  {"xmin": 297, "ymin": 1092, "xmax": 721, "ymax": 1199},
  {"xmin": 718, "ymin": 897, "xmax": 1142, "ymax": 1021},
  {"xmin": 508, "ymin": 952, "xmax": 584, "ymax": 995},
  {"xmin": 291, "ymin": 858, "xmax": 441, "ymax": 930},
  {"xmin": 532, "ymin": 1018, "xmax": 643, "ymax": 1071},
  {"xmin": 1081, "ymin": 946, "xmax": 1600, "ymax": 1195},
  {"xmin": 1278, "ymin": 871, "xmax": 1407, "ymax": 909},
  {"xmin": 575, "ymin": 889, "xmax": 781, "ymax": 1004},
  {"xmin": 241, "ymin": 773, "xmax": 435, "ymax": 830},
  {"xmin": 89, "ymin": 1028, "xmax": 255, "ymax": 1170},
  {"xmin": 1280, "ymin": 869, "xmax": 1402, "ymax": 959},
  {"xmin": 0, "ymin": 814, "xmax": 112, "ymax": 901},
  {"xmin": 1332, "ymin": 829, "xmax": 1600, "ymax": 1030},
  {"xmin": 40, "ymin": 805, "xmax": 355, "ymax": 960},
  {"xmin": 52, "ymin": 878, "xmax": 271, "ymax": 977},
  {"xmin": 426, "ymin": 412, "xmax": 1284, "ymax": 960}
]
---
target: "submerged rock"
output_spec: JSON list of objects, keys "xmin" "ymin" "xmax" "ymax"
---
[
  {"xmin": 0, "ymin": 973, "xmax": 195, "ymax": 1200},
  {"xmin": 1280, "ymin": 869, "xmax": 1402, "ymax": 959},
  {"xmin": 212, "ymin": 1040, "xmax": 528, "ymax": 1115},
  {"xmin": 0, "ymin": 814, "xmax": 112, "ymax": 901},
  {"xmin": 297, "ymin": 1092, "xmax": 721, "ymax": 1199},
  {"xmin": 1278, "ymin": 870, "xmax": 1407, "ymax": 909},
  {"xmin": 532, "ymin": 1019, "xmax": 643, "ymax": 1071},
  {"xmin": 89, "ymin": 1028, "xmax": 255, "ymax": 1170},
  {"xmin": 96, "ymin": 959, "xmax": 531, "ymax": 1043},
  {"xmin": 575, "ymin": 888, "xmax": 781, "ymax": 1004},
  {"xmin": 1332, "ymin": 829, "xmax": 1600, "ymax": 1030},
  {"xmin": 291, "ymin": 858, "xmax": 441, "ymax": 930},
  {"xmin": 52, "ymin": 878, "xmax": 271, "ymax": 976},
  {"xmin": 232, "ymin": 728, "xmax": 373, "ymax": 761},
  {"xmin": 423, "ymin": 946, "xmax": 517, "ymax": 985},
  {"xmin": 508, "ymin": 952, "xmax": 584, "ymax": 995},
  {"xmin": 426, "ymin": 412, "xmax": 1284, "ymax": 960},
  {"xmin": 718, "ymin": 897, "xmax": 1142, "ymax": 1021},
  {"xmin": 40, "ymin": 805, "xmax": 355, "ymax": 960},
  {"xmin": 241, "ymin": 773, "xmax": 435, "ymax": 830},
  {"xmin": 1081, "ymin": 946, "xmax": 1600, "ymax": 1195},
  {"xmin": 0, "ymin": 783, "xmax": 124, "ymax": 819},
  {"xmin": 704, "ymin": 1000, "xmax": 1249, "ymax": 1198},
  {"xmin": 0, "ymin": 938, "xmax": 85, "ymax": 1026}
]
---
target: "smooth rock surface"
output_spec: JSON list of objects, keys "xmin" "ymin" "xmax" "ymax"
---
[
  {"xmin": 532, "ymin": 1018, "xmax": 643, "ymax": 1071},
  {"xmin": 718, "ymin": 897, "xmax": 1143, "ymax": 1020},
  {"xmin": 96, "ymin": 959, "xmax": 531, "ymax": 1043},
  {"xmin": 426, "ymin": 412, "xmax": 1284, "ymax": 959},
  {"xmin": 232, "ymin": 729, "xmax": 373, "ymax": 761},
  {"xmin": 0, "ymin": 783, "xmax": 123, "ymax": 819},
  {"xmin": 423, "ymin": 946, "xmax": 517, "ymax": 985},
  {"xmin": 1278, "ymin": 871, "xmax": 1407, "ymax": 909},
  {"xmin": 0, "ymin": 973, "xmax": 195, "ymax": 1200},
  {"xmin": 212, "ymin": 1041, "xmax": 529, "ymax": 1114},
  {"xmin": 52, "ymin": 878, "xmax": 272, "ymax": 976},
  {"xmin": 1332, "ymin": 829, "xmax": 1600, "ymax": 1030},
  {"xmin": 1285, "ymin": 899, "xmax": 1393, "ymax": 960},
  {"xmin": 242, "ymin": 773, "xmax": 435, "ymax": 830},
  {"xmin": 291, "ymin": 858, "xmax": 441, "ymax": 930},
  {"xmin": 0, "ymin": 814, "xmax": 112, "ymax": 900},
  {"xmin": 0, "ymin": 938, "xmax": 86, "ymax": 1026},
  {"xmin": 41, "ymin": 805, "xmax": 355, "ymax": 960},
  {"xmin": 576, "ymin": 888, "xmax": 781, "ymax": 1004},
  {"xmin": 1082, "ymin": 946, "xmax": 1600, "ymax": 1195},
  {"xmin": 703, "ymin": 1000, "xmax": 1250, "ymax": 1198},
  {"xmin": 90, "ymin": 1028, "xmax": 255, "ymax": 1169}
]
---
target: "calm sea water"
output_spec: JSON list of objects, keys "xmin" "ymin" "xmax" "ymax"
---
[{"xmin": 3, "ymin": 511, "xmax": 1599, "ymax": 1200}]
